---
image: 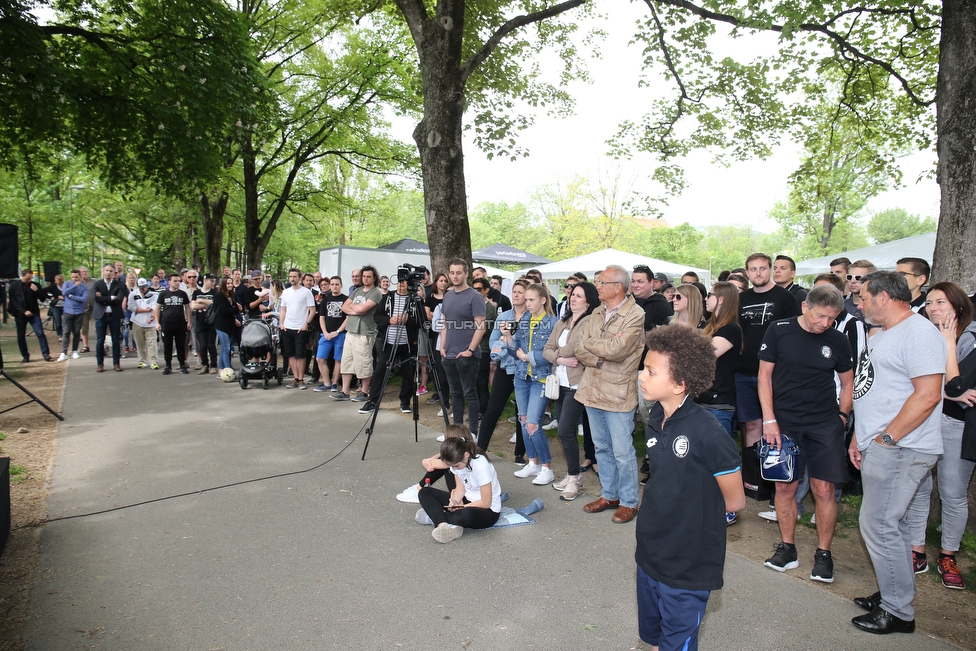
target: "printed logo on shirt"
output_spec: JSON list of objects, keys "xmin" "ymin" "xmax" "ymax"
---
[
  {"xmin": 821, "ymin": 346, "xmax": 832, "ymax": 359},
  {"xmin": 647, "ymin": 437, "xmax": 658, "ymax": 449},
  {"xmin": 741, "ymin": 301, "xmax": 777, "ymax": 327},
  {"xmin": 852, "ymin": 346, "xmax": 875, "ymax": 400},
  {"xmin": 672, "ymin": 435, "xmax": 689, "ymax": 458},
  {"xmin": 760, "ymin": 343, "xmax": 767, "ymax": 351}
]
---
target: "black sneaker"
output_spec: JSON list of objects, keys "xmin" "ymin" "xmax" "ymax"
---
[
  {"xmin": 514, "ymin": 455, "xmax": 526, "ymax": 465},
  {"xmin": 358, "ymin": 401, "xmax": 375, "ymax": 415},
  {"xmin": 162, "ymin": 367, "xmax": 172, "ymax": 375},
  {"xmin": 331, "ymin": 392, "xmax": 350, "ymax": 401},
  {"xmin": 180, "ymin": 366, "xmax": 190, "ymax": 374},
  {"xmin": 399, "ymin": 402, "xmax": 412, "ymax": 413},
  {"xmin": 350, "ymin": 391, "xmax": 369, "ymax": 402},
  {"xmin": 640, "ymin": 457, "xmax": 649, "ymax": 473},
  {"xmin": 811, "ymin": 548, "xmax": 834, "ymax": 583},
  {"xmin": 764, "ymin": 542, "xmax": 799, "ymax": 572},
  {"xmin": 540, "ymin": 413, "xmax": 553, "ymax": 427}
]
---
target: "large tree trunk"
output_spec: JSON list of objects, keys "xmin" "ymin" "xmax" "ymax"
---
[
  {"xmin": 932, "ymin": 0, "xmax": 976, "ymax": 291},
  {"xmin": 408, "ymin": 0, "xmax": 473, "ymax": 276},
  {"xmin": 200, "ymin": 190, "xmax": 228, "ymax": 276},
  {"xmin": 241, "ymin": 138, "xmax": 262, "ymax": 272}
]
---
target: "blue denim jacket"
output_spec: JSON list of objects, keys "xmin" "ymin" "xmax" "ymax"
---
[
  {"xmin": 511, "ymin": 311, "xmax": 557, "ymax": 381},
  {"xmin": 490, "ymin": 309, "xmax": 517, "ymax": 374}
]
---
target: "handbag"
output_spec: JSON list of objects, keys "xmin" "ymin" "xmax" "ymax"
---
[
  {"xmin": 757, "ymin": 434, "xmax": 800, "ymax": 483},
  {"xmin": 544, "ymin": 374, "xmax": 560, "ymax": 400}
]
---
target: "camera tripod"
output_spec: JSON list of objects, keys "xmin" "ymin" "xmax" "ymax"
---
[{"xmin": 361, "ymin": 286, "xmax": 449, "ymax": 460}]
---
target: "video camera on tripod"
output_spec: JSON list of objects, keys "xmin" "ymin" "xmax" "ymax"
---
[{"xmin": 396, "ymin": 263, "xmax": 427, "ymax": 295}]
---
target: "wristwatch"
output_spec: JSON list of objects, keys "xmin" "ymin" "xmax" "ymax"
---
[{"xmin": 881, "ymin": 431, "xmax": 895, "ymax": 446}]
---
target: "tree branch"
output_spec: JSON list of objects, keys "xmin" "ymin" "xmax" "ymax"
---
[
  {"xmin": 460, "ymin": 0, "xmax": 586, "ymax": 84},
  {"xmin": 650, "ymin": 0, "xmax": 935, "ymax": 107}
]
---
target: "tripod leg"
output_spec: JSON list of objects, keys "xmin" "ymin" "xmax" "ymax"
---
[{"xmin": 0, "ymin": 371, "xmax": 64, "ymax": 421}]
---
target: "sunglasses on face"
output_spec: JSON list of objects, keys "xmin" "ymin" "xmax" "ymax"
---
[
  {"xmin": 633, "ymin": 265, "xmax": 651, "ymax": 275},
  {"xmin": 847, "ymin": 274, "xmax": 864, "ymax": 281}
]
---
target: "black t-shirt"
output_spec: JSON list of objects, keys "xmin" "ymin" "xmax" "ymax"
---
[
  {"xmin": 697, "ymin": 322, "xmax": 742, "ymax": 406},
  {"xmin": 157, "ymin": 289, "xmax": 189, "ymax": 324},
  {"xmin": 241, "ymin": 286, "xmax": 264, "ymax": 318},
  {"xmin": 758, "ymin": 317, "xmax": 853, "ymax": 430},
  {"xmin": 487, "ymin": 287, "xmax": 512, "ymax": 313},
  {"xmin": 736, "ymin": 285, "xmax": 801, "ymax": 375},
  {"xmin": 191, "ymin": 288, "xmax": 216, "ymax": 325},
  {"xmin": 318, "ymin": 292, "xmax": 348, "ymax": 333},
  {"xmin": 636, "ymin": 399, "xmax": 741, "ymax": 591}
]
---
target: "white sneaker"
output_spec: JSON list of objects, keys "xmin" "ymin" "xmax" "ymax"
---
[
  {"xmin": 810, "ymin": 512, "xmax": 817, "ymax": 524},
  {"xmin": 509, "ymin": 433, "xmax": 517, "ymax": 443},
  {"xmin": 432, "ymin": 523, "xmax": 463, "ymax": 543},
  {"xmin": 436, "ymin": 409, "xmax": 444, "ymax": 417},
  {"xmin": 396, "ymin": 485, "xmax": 421, "ymax": 503},
  {"xmin": 577, "ymin": 423, "xmax": 583, "ymax": 436},
  {"xmin": 71, "ymin": 351, "xmax": 80, "ymax": 359},
  {"xmin": 542, "ymin": 418, "xmax": 559, "ymax": 431},
  {"xmin": 436, "ymin": 434, "xmax": 445, "ymax": 442},
  {"xmin": 532, "ymin": 467, "xmax": 555, "ymax": 485},
  {"xmin": 514, "ymin": 462, "xmax": 541, "ymax": 478},
  {"xmin": 415, "ymin": 508, "xmax": 434, "ymax": 526},
  {"xmin": 56, "ymin": 353, "xmax": 68, "ymax": 362},
  {"xmin": 758, "ymin": 510, "xmax": 779, "ymax": 522},
  {"xmin": 560, "ymin": 476, "xmax": 581, "ymax": 501}
]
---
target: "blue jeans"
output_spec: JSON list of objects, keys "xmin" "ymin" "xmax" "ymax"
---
[
  {"xmin": 515, "ymin": 375, "xmax": 552, "ymax": 464},
  {"xmin": 859, "ymin": 442, "xmax": 938, "ymax": 620},
  {"xmin": 50, "ymin": 305, "xmax": 63, "ymax": 337},
  {"xmin": 217, "ymin": 329, "xmax": 234, "ymax": 370},
  {"xmin": 15, "ymin": 313, "xmax": 50, "ymax": 359},
  {"xmin": 441, "ymin": 355, "xmax": 481, "ymax": 436},
  {"xmin": 585, "ymin": 406, "xmax": 639, "ymax": 508},
  {"xmin": 95, "ymin": 315, "xmax": 122, "ymax": 366}
]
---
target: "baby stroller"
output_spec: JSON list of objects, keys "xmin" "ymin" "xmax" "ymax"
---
[{"xmin": 238, "ymin": 316, "xmax": 284, "ymax": 389}]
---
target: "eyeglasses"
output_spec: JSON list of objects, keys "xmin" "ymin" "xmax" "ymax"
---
[
  {"xmin": 846, "ymin": 274, "xmax": 864, "ymax": 281},
  {"xmin": 595, "ymin": 281, "xmax": 620, "ymax": 287},
  {"xmin": 898, "ymin": 271, "xmax": 921, "ymax": 278}
]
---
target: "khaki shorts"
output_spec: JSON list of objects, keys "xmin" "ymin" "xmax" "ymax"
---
[{"xmin": 341, "ymin": 332, "xmax": 374, "ymax": 378}]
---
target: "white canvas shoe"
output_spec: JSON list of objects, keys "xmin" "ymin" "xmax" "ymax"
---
[
  {"xmin": 532, "ymin": 467, "xmax": 555, "ymax": 486},
  {"xmin": 514, "ymin": 462, "xmax": 541, "ymax": 478},
  {"xmin": 396, "ymin": 485, "xmax": 421, "ymax": 503}
]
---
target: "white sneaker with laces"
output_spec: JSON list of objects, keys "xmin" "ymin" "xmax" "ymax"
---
[
  {"xmin": 56, "ymin": 353, "xmax": 68, "ymax": 362},
  {"xmin": 509, "ymin": 433, "xmax": 517, "ymax": 443},
  {"xmin": 514, "ymin": 462, "xmax": 541, "ymax": 478},
  {"xmin": 532, "ymin": 467, "xmax": 555, "ymax": 485},
  {"xmin": 396, "ymin": 485, "xmax": 421, "ymax": 503},
  {"xmin": 758, "ymin": 510, "xmax": 779, "ymax": 522}
]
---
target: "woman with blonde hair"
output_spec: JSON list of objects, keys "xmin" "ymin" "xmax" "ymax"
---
[{"xmin": 669, "ymin": 284, "xmax": 705, "ymax": 328}]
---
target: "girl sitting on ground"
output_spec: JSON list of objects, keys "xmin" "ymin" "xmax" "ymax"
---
[
  {"xmin": 418, "ymin": 435, "xmax": 502, "ymax": 543},
  {"xmin": 396, "ymin": 424, "xmax": 471, "ymax": 503}
]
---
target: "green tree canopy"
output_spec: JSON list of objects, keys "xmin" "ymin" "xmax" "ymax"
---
[{"xmin": 868, "ymin": 208, "xmax": 937, "ymax": 244}]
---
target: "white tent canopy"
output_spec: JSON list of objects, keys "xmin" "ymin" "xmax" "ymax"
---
[
  {"xmin": 534, "ymin": 248, "xmax": 709, "ymax": 284},
  {"xmin": 795, "ymin": 233, "xmax": 936, "ymax": 276}
]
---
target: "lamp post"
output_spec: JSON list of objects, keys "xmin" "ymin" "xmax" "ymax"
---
[{"xmin": 67, "ymin": 184, "xmax": 84, "ymax": 269}]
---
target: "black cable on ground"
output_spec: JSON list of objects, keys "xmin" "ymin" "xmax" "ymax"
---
[{"xmin": 20, "ymin": 424, "xmax": 366, "ymax": 529}]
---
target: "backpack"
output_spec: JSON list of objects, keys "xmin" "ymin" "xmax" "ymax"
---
[{"xmin": 205, "ymin": 299, "xmax": 219, "ymax": 326}]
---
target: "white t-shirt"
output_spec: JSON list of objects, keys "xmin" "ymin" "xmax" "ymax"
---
[
  {"xmin": 450, "ymin": 454, "xmax": 501, "ymax": 513},
  {"xmin": 279, "ymin": 286, "xmax": 315, "ymax": 330}
]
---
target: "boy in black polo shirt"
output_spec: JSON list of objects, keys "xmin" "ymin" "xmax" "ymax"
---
[{"xmin": 636, "ymin": 327, "xmax": 745, "ymax": 651}]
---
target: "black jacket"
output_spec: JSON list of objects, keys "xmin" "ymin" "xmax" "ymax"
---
[
  {"xmin": 7, "ymin": 278, "xmax": 47, "ymax": 317},
  {"xmin": 635, "ymin": 293, "xmax": 674, "ymax": 330},
  {"xmin": 374, "ymin": 291, "xmax": 425, "ymax": 352}
]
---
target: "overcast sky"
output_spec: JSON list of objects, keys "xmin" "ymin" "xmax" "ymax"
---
[{"xmin": 441, "ymin": 4, "xmax": 941, "ymax": 233}]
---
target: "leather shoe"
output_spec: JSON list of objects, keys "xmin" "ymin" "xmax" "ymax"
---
[
  {"xmin": 96, "ymin": 366, "xmax": 104, "ymax": 373},
  {"xmin": 583, "ymin": 497, "xmax": 620, "ymax": 513},
  {"xmin": 853, "ymin": 591, "xmax": 881, "ymax": 612},
  {"xmin": 612, "ymin": 505, "xmax": 637, "ymax": 523},
  {"xmin": 852, "ymin": 606, "xmax": 915, "ymax": 634},
  {"xmin": 114, "ymin": 365, "xmax": 123, "ymax": 372}
]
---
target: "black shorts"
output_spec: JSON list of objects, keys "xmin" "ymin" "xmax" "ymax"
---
[
  {"xmin": 279, "ymin": 329, "xmax": 309, "ymax": 359},
  {"xmin": 785, "ymin": 420, "xmax": 848, "ymax": 484}
]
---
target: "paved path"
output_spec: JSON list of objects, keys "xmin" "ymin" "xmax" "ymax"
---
[{"xmin": 24, "ymin": 354, "xmax": 962, "ymax": 650}]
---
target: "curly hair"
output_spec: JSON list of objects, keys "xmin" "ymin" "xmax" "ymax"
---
[{"xmin": 644, "ymin": 326, "xmax": 716, "ymax": 398}]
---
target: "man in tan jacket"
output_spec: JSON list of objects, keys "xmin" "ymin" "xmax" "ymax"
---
[{"xmin": 574, "ymin": 265, "xmax": 646, "ymax": 523}]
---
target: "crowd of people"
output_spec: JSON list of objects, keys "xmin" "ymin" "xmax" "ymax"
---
[{"xmin": 6, "ymin": 250, "xmax": 973, "ymax": 647}]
